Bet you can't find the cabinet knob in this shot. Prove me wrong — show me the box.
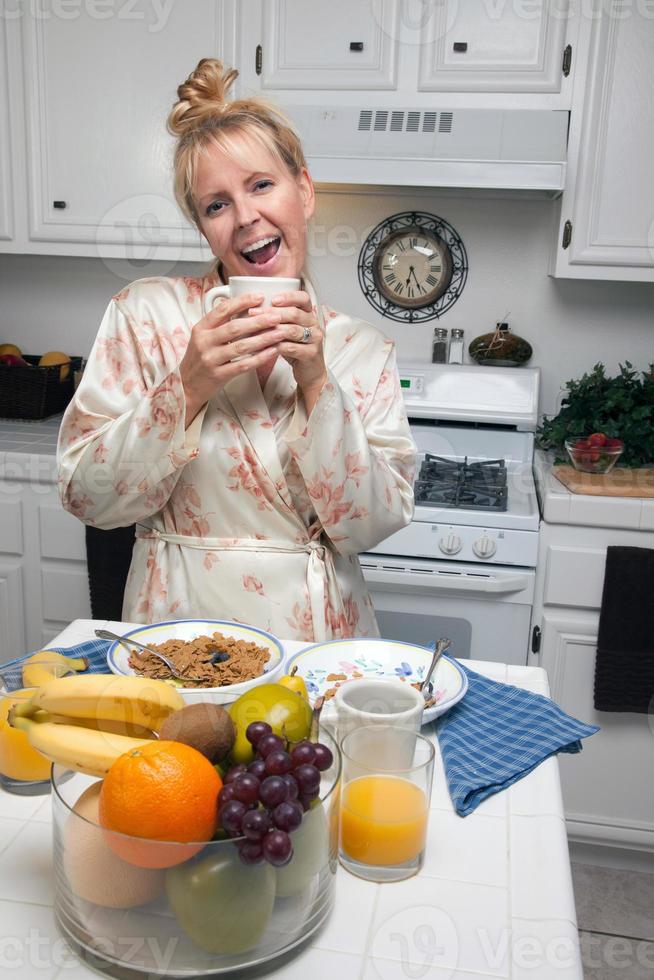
[53,201,67,209]
[453,42,468,53]
[349,41,364,52]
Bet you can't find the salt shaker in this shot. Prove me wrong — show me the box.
[431,327,448,363]
[448,328,464,364]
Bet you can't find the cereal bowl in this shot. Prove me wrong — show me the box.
[106,620,284,705]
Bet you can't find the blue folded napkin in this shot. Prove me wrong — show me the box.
[1,640,112,692]
[436,665,600,817]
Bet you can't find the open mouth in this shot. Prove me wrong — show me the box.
[241,236,281,266]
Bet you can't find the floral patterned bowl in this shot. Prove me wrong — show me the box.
[286,638,468,726]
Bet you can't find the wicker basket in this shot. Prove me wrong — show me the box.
[0,355,83,420]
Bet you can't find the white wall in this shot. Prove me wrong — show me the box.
[2,187,653,417]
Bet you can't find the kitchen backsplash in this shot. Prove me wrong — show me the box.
[2,189,653,417]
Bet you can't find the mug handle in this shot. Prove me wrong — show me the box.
[203,284,231,316]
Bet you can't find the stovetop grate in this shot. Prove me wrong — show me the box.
[414,454,508,512]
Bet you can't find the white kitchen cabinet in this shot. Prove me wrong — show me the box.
[551,6,654,281]
[532,516,654,860]
[236,0,577,109]
[418,0,570,94]
[0,14,14,242]
[0,461,91,663]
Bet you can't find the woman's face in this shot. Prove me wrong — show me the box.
[194,132,315,280]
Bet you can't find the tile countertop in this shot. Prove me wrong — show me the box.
[0,619,584,980]
[535,449,654,531]
[0,415,60,483]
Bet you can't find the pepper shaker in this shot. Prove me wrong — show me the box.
[431,327,448,363]
[448,328,464,364]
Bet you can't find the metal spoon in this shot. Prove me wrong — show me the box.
[95,628,206,684]
[420,638,452,702]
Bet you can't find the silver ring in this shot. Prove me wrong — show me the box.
[301,326,312,344]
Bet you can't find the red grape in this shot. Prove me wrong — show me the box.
[231,773,260,806]
[242,808,272,841]
[217,784,236,806]
[262,829,293,867]
[224,763,247,784]
[264,750,293,776]
[290,741,316,768]
[298,794,313,812]
[219,800,248,837]
[282,774,299,800]
[238,840,264,864]
[258,775,288,808]
[272,801,303,833]
[294,764,320,796]
[312,743,334,772]
[246,721,272,747]
[248,759,267,780]
[257,733,286,758]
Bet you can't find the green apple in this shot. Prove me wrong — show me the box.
[165,846,275,955]
[229,684,312,764]
[275,800,329,898]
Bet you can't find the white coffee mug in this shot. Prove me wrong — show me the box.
[203,276,301,316]
[334,678,424,749]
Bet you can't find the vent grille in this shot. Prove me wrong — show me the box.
[356,109,454,134]
[439,112,453,133]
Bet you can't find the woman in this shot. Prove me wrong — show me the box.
[58,58,416,642]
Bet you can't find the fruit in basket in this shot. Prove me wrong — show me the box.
[21,649,90,688]
[158,702,236,763]
[228,684,312,764]
[98,741,222,869]
[8,673,185,732]
[0,343,22,357]
[7,712,154,778]
[0,353,30,367]
[38,350,71,380]
[166,845,275,955]
[65,782,165,909]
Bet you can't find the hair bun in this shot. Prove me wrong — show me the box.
[167,58,238,137]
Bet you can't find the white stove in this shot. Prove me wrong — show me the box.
[360,363,541,666]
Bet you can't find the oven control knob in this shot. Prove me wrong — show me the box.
[439,533,462,555]
[473,535,497,559]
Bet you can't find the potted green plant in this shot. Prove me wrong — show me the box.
[537,362,654,468]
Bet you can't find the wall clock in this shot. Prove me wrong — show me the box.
[357,211,468,324]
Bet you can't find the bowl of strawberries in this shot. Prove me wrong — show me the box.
[565,433,624,474]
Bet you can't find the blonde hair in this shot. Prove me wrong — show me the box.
[167,58,308,228]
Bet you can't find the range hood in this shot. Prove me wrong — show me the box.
[281,105,568,195]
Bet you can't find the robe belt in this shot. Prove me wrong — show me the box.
[135,526,335,642]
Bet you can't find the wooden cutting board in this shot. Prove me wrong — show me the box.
[553,465,654,497]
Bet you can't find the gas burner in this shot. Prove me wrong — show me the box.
[415,455,508,512]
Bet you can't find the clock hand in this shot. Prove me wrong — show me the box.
[409,267,424,292]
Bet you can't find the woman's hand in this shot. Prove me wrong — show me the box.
[261,289,328,414]
[180,292,285,425]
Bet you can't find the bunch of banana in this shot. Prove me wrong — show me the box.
[8,675,185,778]
[22,650,90,688]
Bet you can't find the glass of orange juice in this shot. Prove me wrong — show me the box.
[339,725,435,883]
[0,671,52,795]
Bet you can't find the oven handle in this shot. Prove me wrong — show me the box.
[360,566,531,595]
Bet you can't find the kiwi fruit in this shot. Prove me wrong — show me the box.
[159,703,236,762]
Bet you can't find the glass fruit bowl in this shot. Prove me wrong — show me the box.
[565,435,624,474]
[51,726,340,979]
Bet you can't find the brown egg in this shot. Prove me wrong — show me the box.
[64,781,164,908]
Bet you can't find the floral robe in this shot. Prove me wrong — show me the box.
[57,272,416,642]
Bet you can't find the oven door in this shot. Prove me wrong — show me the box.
[359,554,535,666]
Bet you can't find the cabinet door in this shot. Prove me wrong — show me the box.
[0,15,14,242]
[540,610,654,852]
[21,1,229,253]
[418,0,569,93]
[552,9,654,280]
[237,0,400,92]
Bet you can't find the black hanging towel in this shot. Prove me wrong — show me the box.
[85,524,136,621]
[594,546,654,713]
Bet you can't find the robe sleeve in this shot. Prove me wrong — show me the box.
[57,296,207,529]
[284,341,416,555]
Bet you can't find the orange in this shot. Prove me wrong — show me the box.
[98,740,222,869]
[38,351,71,380]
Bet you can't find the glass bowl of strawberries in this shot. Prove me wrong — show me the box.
[565,433,624,474]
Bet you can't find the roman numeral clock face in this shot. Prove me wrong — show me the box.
[376,229,452,309]
[358,212,467,324]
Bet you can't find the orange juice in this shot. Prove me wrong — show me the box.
[0,689,51,782]
[340,775,428,866]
